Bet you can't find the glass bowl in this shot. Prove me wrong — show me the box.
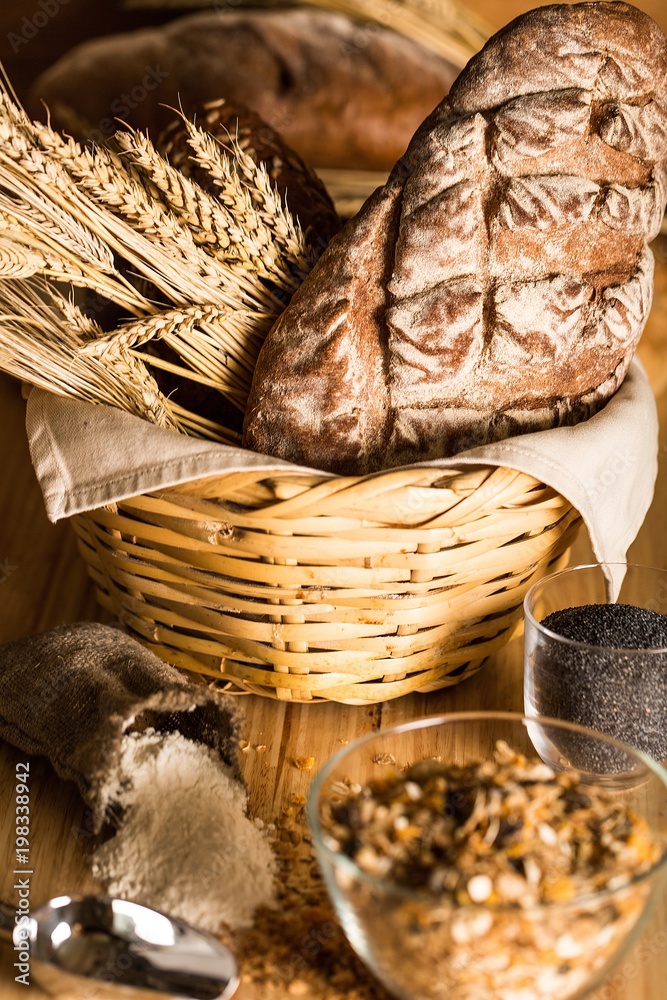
[307,711,667,1000]
[524,563,667,768]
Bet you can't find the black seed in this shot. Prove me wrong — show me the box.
[543,603,667,650]
[494,816,524,846]
[445,784,478,824]
[562,789,592,813]
[530,603,667,765]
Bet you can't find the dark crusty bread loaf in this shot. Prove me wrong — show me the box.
[243,2,667,475]
[157,98,341,251]
[27,8,460,172]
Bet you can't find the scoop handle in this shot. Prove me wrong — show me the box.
[0,899,16,944]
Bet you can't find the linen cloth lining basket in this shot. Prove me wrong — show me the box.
[70,461,581,704]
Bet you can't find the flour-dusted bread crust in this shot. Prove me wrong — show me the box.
[27,8,459,172]
[243,2,667,475]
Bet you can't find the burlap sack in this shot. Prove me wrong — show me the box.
[0,622,243,833]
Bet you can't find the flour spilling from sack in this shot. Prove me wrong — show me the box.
[91,729,276,933]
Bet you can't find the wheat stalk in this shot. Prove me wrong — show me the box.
[115,128,286,275]
[35,124,279,311]
[167,401,243,444]
[175,117,315,283]
[0,280,245,444]
[4,92,306,313]
[0,237,44,278]
[0,278,181,430]
[0,78,318,436]
[82,303,270,410]
[0,180,114,273]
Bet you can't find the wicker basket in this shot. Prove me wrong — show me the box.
[70,461,581,704]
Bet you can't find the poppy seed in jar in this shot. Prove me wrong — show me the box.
[531,603,667,765]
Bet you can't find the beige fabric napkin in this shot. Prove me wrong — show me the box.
[26,359,657,599]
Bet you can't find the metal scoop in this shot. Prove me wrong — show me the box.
[0,894,239,999]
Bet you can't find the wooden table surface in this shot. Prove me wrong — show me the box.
[2,1,667,998]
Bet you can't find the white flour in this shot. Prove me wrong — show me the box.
[91,729,276,933]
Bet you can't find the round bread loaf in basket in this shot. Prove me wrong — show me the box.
[70,464,581,704]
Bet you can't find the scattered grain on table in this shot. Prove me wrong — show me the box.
[291,756,315,770]
[229,795,392,1000]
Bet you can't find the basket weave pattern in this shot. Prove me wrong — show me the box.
[72,464,581,703]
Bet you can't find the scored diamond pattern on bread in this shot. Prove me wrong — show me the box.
[243,2,667,475]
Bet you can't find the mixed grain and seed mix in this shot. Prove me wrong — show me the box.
[321,740,658,902]
[317,741,663,999]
